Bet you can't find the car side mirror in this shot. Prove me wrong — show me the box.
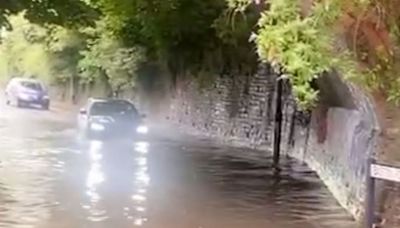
[80,108,87,115]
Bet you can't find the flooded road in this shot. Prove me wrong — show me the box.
[0,104,357,228]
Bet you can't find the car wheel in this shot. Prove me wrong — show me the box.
[16,99,24,108]
[11,96,17,107]
[5,93,9,105]
[42,102,50,110]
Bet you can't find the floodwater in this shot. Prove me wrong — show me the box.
[0,104,357,228]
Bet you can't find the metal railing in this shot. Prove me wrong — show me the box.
[366,158,400,228]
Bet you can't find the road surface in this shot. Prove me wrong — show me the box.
[0,101,358,227]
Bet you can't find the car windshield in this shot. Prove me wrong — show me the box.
[90,101,138,116]
[20,81,43,91]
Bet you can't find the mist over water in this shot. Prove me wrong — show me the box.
[0,105,356,228]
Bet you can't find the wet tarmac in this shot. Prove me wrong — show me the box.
[0,103,358,227]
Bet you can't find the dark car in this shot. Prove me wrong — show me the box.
[5,77,50,110]
[78,98,147,139]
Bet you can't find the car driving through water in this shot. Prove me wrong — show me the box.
[5,77,50,110]
[78,98,148,140]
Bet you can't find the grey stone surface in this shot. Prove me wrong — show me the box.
[165,66,379,220]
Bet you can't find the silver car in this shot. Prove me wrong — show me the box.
[5,78,50,110]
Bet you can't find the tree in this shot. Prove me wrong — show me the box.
[0,0,98,29]
[0,15,50,80]
[0,14,86,86]
[90,0,257,79]
[0,0,261,100]
[79,21,145,96]
[226,0,400,107]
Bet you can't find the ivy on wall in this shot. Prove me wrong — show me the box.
[228,0,400,108]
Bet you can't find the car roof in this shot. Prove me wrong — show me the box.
[11,77,42,84]
[89,98,133,104]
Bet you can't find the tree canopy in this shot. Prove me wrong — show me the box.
[228,0,400,107]
[2,0,398,107]
[0,0,98,29]
[89,0,258,75]
[0,0,259,94]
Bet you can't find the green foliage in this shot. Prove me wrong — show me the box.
[0,0,98,29]
[45,27,86,84]
[0,14,87,85]
[228,0,363,108]
[91,0,257,78]
[0,15,51,81]
[213,3,259,73]
[227,0,400,108]
[0,11,147,99]
[226,0,252,12]
[255,0,335,107]
[0,0,260,95]
[387,81,400,106]
[366,60,400,105]
[79,22,145,93]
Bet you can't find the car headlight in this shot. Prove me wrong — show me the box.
[136,125,148,134]
[90,122,105,131]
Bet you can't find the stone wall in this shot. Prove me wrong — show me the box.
[283,74,380,218]
[285,94,379,218]
[169,65,277,149]
[165,65,380,220]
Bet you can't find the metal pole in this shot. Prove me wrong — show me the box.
[288,106,296,148]
[366,157,376,228]
[273,78,283,166]
[70,73,76,104]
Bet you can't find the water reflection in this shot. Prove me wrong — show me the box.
[131,141,150,226]
[135,141,149,154]
[87,141,105,198]
[0,122,357,228]
[81,139,151,226]
[0,140,64,227]
[85,140,108,222]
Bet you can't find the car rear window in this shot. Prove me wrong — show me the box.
[91,101,138,116]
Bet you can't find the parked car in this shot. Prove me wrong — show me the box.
[5,77,50,110]
[78,98,148,139]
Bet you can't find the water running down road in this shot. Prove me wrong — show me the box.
[0,103,357,228]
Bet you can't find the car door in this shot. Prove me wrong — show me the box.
[6,79,17,103]
[5,80,12,98]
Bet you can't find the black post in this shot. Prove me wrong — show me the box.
[273,78,283,166]
[366,157,376,228]
[288,106,297,148]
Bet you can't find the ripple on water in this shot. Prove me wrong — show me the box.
[0,133,357,228]
[0,135,80,228]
